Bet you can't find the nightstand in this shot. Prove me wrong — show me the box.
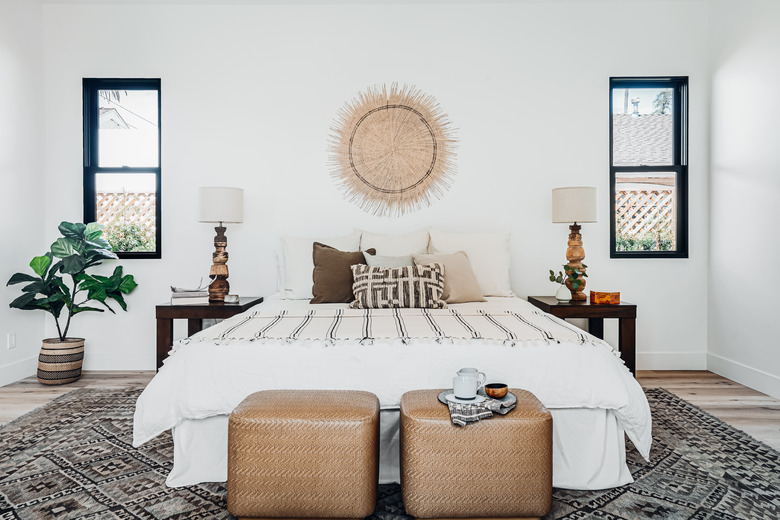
[155,296,263,370]
[527,296,637,376]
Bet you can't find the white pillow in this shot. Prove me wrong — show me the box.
[280,231,361,299]
[359,228,429,256]
[428,230,512,297]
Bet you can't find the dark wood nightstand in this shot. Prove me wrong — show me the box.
[155,296,263,370]
[527,296,637,376]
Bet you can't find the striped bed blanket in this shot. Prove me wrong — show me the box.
[183,306,616,352]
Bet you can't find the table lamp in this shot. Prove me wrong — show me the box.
[198,186,244,302]
[552,187,597,301]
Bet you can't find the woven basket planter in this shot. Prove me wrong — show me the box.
[37,338,84,385]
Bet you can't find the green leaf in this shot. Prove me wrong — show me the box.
[76,275,99,290]
[21,280,46,294]
[87,248,118,261]
[45,295,66,318]
[51,237,83,259]
[85,222,105,241]
[58,221,86,239]
[9,292,36,309]
[30,255,52,277]
[113,268,137,295]
[571,280,581,290]
[53,278,71,300]
[93,297,116,314]
[46,260,63,280]
[72,306,104,314]
[7,273,38,286]
[61,255,87,275]
[111,291,127,311]
[85,239,112,252]
[87,285,108,303]
[46,292,67,304]
[109,266,123,283]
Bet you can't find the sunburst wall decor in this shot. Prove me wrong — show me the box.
[328,83,457,217]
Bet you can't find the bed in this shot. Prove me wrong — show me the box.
[133,229,651,491]
[134,295,650,490]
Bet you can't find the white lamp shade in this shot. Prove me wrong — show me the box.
[198,187,244,223]
[552,187,598,223]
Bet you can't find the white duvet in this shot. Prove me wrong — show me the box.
[133,295,651,463]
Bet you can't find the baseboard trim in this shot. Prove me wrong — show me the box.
[636,351,707,370]
[0,356,37,388]
[707,353,780,399]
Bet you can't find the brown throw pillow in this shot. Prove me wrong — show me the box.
[311,242,375,304]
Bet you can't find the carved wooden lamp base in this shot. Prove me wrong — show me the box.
[209,276,229,302]
[209,224,230,302]
[565,223,587,301]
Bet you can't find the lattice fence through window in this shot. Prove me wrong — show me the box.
[96,192,156,233]
[615,188,674,237]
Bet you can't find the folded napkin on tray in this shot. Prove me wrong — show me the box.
[448,396,516,427]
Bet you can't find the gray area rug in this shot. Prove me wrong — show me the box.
[0,388,778,519]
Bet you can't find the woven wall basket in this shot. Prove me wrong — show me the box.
[38,338,84,385]
[329,84,457,217]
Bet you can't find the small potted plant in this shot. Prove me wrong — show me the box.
[7,222,138,385]
[548,264,588,302]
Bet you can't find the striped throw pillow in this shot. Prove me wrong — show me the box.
[350,263,447,309]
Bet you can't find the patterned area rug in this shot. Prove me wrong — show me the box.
[0,388,778,519]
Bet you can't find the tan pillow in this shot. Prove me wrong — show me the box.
[311,243,375,304]
[413,251,487,304]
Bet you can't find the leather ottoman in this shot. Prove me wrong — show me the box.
[227,390,380,520]
[400,389,552,520]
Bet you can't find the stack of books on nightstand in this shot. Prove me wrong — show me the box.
[171,279,211,305]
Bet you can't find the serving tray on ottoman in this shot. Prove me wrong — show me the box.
[400,388,552,520]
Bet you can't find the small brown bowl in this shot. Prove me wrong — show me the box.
[484,383,508,399]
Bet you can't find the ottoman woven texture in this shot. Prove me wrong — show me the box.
[227,390,380,520]
[400,389,552,520]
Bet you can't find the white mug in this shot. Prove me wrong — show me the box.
[452,375,479,400]
[457,367,486,388]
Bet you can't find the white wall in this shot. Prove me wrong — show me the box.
[33,1,710,372]
[709,0,780,398]
[0,0,45,386]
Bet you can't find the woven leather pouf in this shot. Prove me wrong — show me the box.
[227,390,380,520]
[400,389,552,520]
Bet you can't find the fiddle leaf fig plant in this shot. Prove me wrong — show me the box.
[549,264,588,290]
[7,221,138,341]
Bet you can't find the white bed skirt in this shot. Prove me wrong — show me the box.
[166,407,632,491]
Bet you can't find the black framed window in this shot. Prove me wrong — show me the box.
[83,78,161,259]
[609,77,688,258]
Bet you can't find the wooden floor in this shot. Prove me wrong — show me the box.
[638,370,780,451]
[0,371,154,426]
[1,370,779,451]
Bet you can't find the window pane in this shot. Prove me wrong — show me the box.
[95,173,157,252]
[612,87,673,166]
[615,172,676,252]
[98,90,159,167]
